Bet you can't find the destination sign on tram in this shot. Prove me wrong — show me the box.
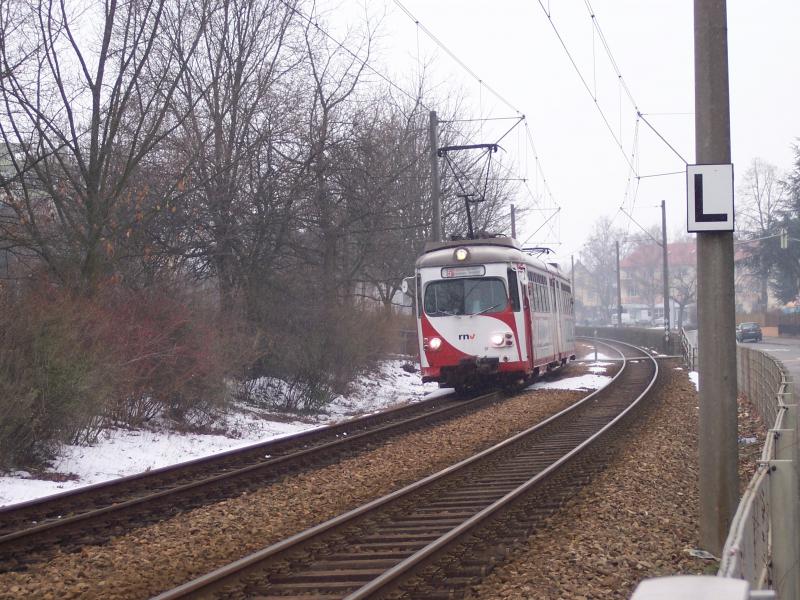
[441,266,486,278]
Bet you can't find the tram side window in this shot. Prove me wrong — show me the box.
[526,271,552,313]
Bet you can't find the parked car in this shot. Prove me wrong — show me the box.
[736,322,763,343]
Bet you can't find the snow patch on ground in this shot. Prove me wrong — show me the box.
[0,359,440,507]
[689,371,699,391]
[322,359,442,420]
[579,351,615,361]
[527,373,612,392]
[587,361,613,374]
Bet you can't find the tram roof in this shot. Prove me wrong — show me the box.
[416,236,565,277]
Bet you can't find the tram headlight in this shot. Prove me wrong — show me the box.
[490,332,514,347]
[424,337,442,351]
[454,247,469,261]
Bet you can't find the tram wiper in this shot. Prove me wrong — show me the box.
[471,303,501,316]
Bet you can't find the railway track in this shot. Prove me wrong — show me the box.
[152,339,658,599]
[1,387,520,570]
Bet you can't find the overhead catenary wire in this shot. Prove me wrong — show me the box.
[277,0,431,111]
[521,206,561,245]
[582,0,688,167]
[535,0,637,175]
[392,0,560,245]
[524,122,557,208]
[636,112,689,164]
[637,170,684,179]
[442,116,525,124]
[583,0,638,110]
[393,0,521,116]
[619,206,662,246]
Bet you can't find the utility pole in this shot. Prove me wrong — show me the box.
[661,200,670,337]
[615,240,622,327]
[571,254,575,293]
[429,111,441,242]
[694,0,738,555]
[510,204,517,239]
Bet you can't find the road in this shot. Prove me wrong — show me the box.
[745,336,800,383]
[683,329,800,382]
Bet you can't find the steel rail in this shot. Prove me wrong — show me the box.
[347,338,658,599]
[1,390,455,517]
[0,388,517,562]
[152,339,654,599]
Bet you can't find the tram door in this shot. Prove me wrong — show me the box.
[550,278,563,358]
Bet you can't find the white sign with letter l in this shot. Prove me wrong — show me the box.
[686,163,734,232]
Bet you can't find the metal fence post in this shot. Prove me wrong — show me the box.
[768,456,800,600]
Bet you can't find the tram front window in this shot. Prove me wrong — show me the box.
[424,278,507,316]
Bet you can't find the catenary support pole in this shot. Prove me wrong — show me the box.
[694,0,738,554]
[571,254,575,294]
[616,240,622,327]
[661,200,671,337]
[511,204,516,239]
[429,110,441,242]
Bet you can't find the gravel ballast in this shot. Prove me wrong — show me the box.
[0,362,765,600]
[466,365,765,600]
[0,380,588,599]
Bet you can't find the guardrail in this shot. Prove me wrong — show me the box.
[600,331,799,599]
[680,328,696,371]
[718,346,798,600]
[575,326,679,356]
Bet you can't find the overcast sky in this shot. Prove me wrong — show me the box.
[327,0,800,263]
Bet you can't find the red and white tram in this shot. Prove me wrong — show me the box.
[414,236,576,391]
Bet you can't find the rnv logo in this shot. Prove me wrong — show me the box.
[458,334,476,340]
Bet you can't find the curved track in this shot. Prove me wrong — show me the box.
[152,339,658,599]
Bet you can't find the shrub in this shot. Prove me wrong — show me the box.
[0,278,248,471]
[0,283,111,469]
[91,284,241,428]
[244,284,396,413]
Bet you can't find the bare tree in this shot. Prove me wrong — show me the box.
[0,0,207,288]
[295,8,373,301]
[736,157,786,310]
[623,229,662,319]
[579,217,625,323]
[167,0,299,313]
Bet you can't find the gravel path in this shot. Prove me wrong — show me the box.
[466,365,766,600]
[0,377,589,599]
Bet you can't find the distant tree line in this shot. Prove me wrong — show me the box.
[574,144,800,332]
[736,147,800,307]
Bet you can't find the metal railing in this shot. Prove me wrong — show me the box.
[679,327,696,371]
[718,346,799,600]
[575,326,679,355]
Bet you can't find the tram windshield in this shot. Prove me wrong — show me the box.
[424,278,507,316]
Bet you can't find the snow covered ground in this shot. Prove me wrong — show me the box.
[689,371,699,390]
[0,359,610,507]
[0,359,439,507]
[527,372,612,392]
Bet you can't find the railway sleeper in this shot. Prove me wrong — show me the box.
[360,532,443,543]
[269,568,388,584]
